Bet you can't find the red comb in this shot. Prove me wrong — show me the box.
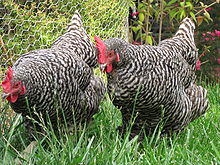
[6,66,13,80]
[1,67,13,92]
[94,36,107,64]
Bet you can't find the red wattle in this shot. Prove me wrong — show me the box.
[106,64,113,73]
[7,94,18,103]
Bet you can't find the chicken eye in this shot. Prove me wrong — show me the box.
[108,50,114,57]
[14,82,20,87]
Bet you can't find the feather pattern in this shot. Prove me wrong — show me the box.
[96,17,209,138]
[2,11,106,138]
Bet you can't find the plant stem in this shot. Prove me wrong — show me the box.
[195,1,217,16]
[158,0,164,43]
[145,0,150,44]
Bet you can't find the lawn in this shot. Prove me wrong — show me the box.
[0,84,219,164]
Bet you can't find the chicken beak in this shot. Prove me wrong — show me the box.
[1,93,9,100]
[100,63,107,72]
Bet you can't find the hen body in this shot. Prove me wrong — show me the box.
[96,18,208,138]
[2,11,105,138]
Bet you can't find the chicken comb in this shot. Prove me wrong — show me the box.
[6,67,13,80]
[1,66,13,92]
[94,36,107,64]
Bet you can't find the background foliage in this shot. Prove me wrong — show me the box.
[0,0,129,74]
[129,0,220,83]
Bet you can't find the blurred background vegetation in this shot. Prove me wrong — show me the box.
[128,0,220,84]
[0,0,129,70]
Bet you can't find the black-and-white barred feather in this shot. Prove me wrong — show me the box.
[95,17,208,138]
[158,17,198,69]
[2,11,106,138]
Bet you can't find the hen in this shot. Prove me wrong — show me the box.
[1,11,106,138]
[95,17,208,138]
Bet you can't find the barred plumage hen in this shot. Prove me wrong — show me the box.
[95,17,209,138]
[1,11,105,138]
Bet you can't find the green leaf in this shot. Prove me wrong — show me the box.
[141,33,147,42]
[146,35,153,45]
[179,9,186,20]
[203,17,209,24]
[131,26,141,33]
[186,2,193,10]
[203,10,212,21]
[139,13,145,22]
[169,8,178,20]
[180,2,185,7]
[199,2,204,7]
[167,0,177,6]
[138,3,145,10]
[189,12,196,22]
[137,20,144,25]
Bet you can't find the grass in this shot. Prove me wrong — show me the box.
[0,84,219,165]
